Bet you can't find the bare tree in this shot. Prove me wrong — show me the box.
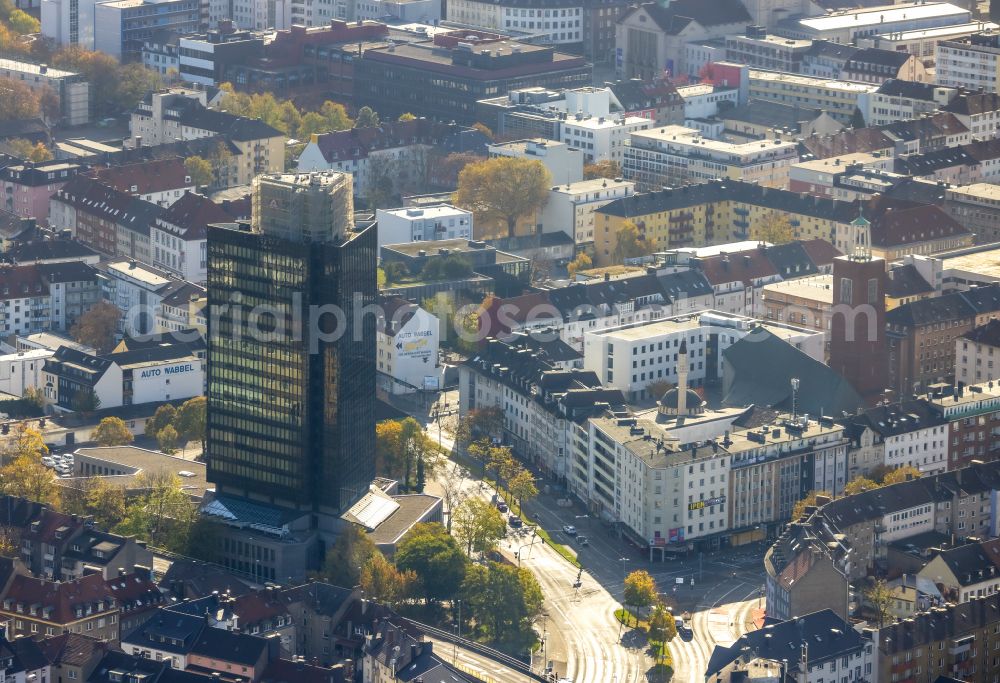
[438,460,470,532]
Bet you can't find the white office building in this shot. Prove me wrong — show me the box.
[488,138,584,186]
[937,31,1000,93]
[0,349,53,398]
[375,205,472,255]
[539,178,634,247]
[583,310,824,402]
[778,2,972,44]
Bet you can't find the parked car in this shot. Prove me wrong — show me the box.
[562,525,577,536]
[508,515,522,528]
[576,535,589,546]
[496,501,509,513]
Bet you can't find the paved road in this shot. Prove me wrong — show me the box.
[414,396,770,682]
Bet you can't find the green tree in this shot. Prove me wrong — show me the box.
[70,388,101,414]
[355,106,380,128]
[6,9,39,34]
[297,112,330,139]
[184,156,213,187]
[71,301,121,353]
[399,417,434,492]
[360,551,416,605]
[398,112,417,122]
[567,252,592,278]
[613,220,655,262]
[648,600,677,643]
[865,579,894,627]
[157,425,179,454]
[92,417,134,446]
[455,407,504,446]
[320,100,352,131]
[175,396,206,449]
[452,497,506,556]
[382,261,408,285]
[85,478,127,530]
[454,157,551,238]
[750,211,794,245]
[623,570,658,619]
[507,467,538,515]
[395,522,468,603]
[145,404,177,441]
[319,524,377,587]
[462,562,543,644]
[116,470,196,549]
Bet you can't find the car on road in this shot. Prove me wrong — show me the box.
[576,535,588,546]
[508,515,522,528]
[562,525,577,536]
[496,501,508,513]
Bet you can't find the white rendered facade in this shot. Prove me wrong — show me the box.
[375,205,473,254]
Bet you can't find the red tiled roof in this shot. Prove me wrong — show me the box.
[867,200,970,248]
[156,192,235,241]
[4,573,115,624]
[231,591,289,627]
[800,128,893,160]
[106,571,163,616]
[88,158,193,196]
[696,248,778,287]
[799,238,843,267]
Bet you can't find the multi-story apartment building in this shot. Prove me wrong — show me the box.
[945,183,1000,245]
[766,519,852,620]
[623,125,798,190]
[841,400,950,475]
[942,91,1000,142]
[887,284,1000,397]
[103,259,207,337]
[724,27,811,72]
[0,573,120,640]
[0,59,89,126]
[937,31,1000,93]
[150,191,232,285]
[539,178,634,248]
[859,21,998,63]
[956,320,1000,387]
[1,161,82,226]
[129,90,284,183]
[874,593,1000,683]
[86,159,196,209]
[458,332,623,481]
[581,310,824,401]
[592,179,858,267]
[0,262,100,336]
[927,379,1000,471]
[375,205,473,255]
[748,70,877,124]
[861,79,957,127]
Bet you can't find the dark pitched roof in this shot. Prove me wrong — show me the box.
[880,112,968,144]
[764,242,820,280]
[886,263,934,298]
[800,128,893,160]
[10,239,99,264]
[876,79,947,100]
[177,105,282,142]
[878,591,1000,655]
[124,609,205,654]
[942,91,1000,116]
[929,538,1000,587]
[722,328,863,416]
[52,177,164,237]
[156,191,234,241]
[37,261,98,284]
[844,47,913,72]
[0,264,47,300]
[310,119,477,163]
[262,658,348,683]
[886,284,1000,328]
[707,609,863,677]
[36,632,108,667]
[867,199,970,248]
[88,158,193,196]
[799,238,843,266]
[962,318,1000,347]
[804,40,858,60]
[608,76,683,111]
[842,398,946,438]
[622,0,751,34]
[723,99,827,131]
[190,626,269,666]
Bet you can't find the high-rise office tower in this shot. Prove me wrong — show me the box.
[204,172,375,578]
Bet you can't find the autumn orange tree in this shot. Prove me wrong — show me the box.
[454,157,551,238]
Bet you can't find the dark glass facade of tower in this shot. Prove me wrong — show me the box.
[205,222,376,515]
